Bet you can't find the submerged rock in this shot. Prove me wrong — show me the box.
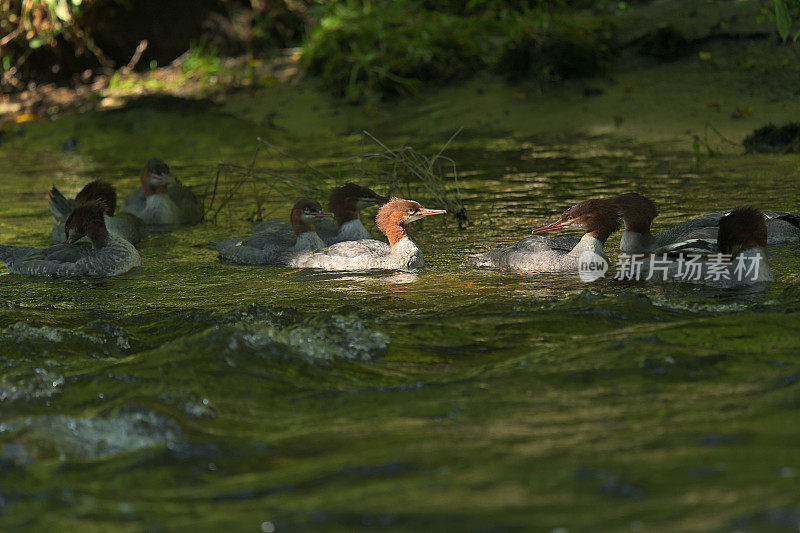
[11,408,183,461]
[0,321,132,359]
[0,368,64,403]
[226,314,390,363]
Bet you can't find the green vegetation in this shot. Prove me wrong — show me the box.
[302,2,614,102]
[772,0,800,41]
[302,3,494,102]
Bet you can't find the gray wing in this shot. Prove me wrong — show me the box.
[0,243,89,274]
[765,213,800,245]
[512,235,578,254]
[654,213,724,248]
[212,232,292,265]
[651,238,718,256]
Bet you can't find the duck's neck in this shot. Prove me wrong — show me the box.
[87,225,110,249]
[620,230,656,254]
[568,234,606,258]
[338,219,370,240]
[384,223,408,248]
[334,203,359,227]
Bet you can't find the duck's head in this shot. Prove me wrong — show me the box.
[717,206,768,256]
[532,198,621,243]
[290,198,334,235]
[64,200,109,246]
[329,183,391,225]
[141,157,173,196]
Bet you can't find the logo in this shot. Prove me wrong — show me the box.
[578,250,608,282]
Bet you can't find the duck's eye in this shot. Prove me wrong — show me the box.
[408,208,415,214]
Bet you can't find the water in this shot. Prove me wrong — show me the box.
[1,91,800,532]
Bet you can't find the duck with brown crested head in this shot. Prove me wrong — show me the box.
[49,180,146,244]
[315,183,390,244]
[286,197,445,270]
[610,192,800,254]
[0,200,141,277]
[632,206,774,286]
[120,158,202,226]
[210,198,333,265]
[250,183,390,245]
[467,198,621,273]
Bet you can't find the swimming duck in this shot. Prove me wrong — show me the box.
[466,198,621,272]
[211,198,333,265]
[0,201,141,277]
[286,197,445,270]
[121,158,202,226]
[49,180,146,244]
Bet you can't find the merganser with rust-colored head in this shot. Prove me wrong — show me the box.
[49,180,146,244]
[315,183,390,244]
[466,198,621,272]
[211,198,333,265]
[121,158,202,226]
[633,206,774,286]
[286,197,446,270]
[0,201,141,277]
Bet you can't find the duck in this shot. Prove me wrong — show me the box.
[49,180,146,245]
[611,192,800,254]
[210,198,333,265]
[627,206,774,286]
[120,158,202,226]
[466,198,621,272]
[0,201,141,277]
[250,183,390,245]
[316,183,390,244]
[286,197,446,270]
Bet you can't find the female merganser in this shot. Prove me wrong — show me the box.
[316,183,390,244]
[250,183,389,244]
[211,198,333,265]
[286,197,446,271]
[612,192,799,253]
[0,201,141,277]
[632,206,774,285]
[121,158,202,226]
[49,180,146,244]
[466,198,621,272]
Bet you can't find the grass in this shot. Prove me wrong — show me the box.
[205,132,466,226]
[302,1,615,102]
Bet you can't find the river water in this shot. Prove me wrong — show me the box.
[1,93,799,532]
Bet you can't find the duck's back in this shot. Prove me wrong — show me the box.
[0,235,140,277]
[467,235,579,271]
[287,239,391,269]
[656,211,800,248]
